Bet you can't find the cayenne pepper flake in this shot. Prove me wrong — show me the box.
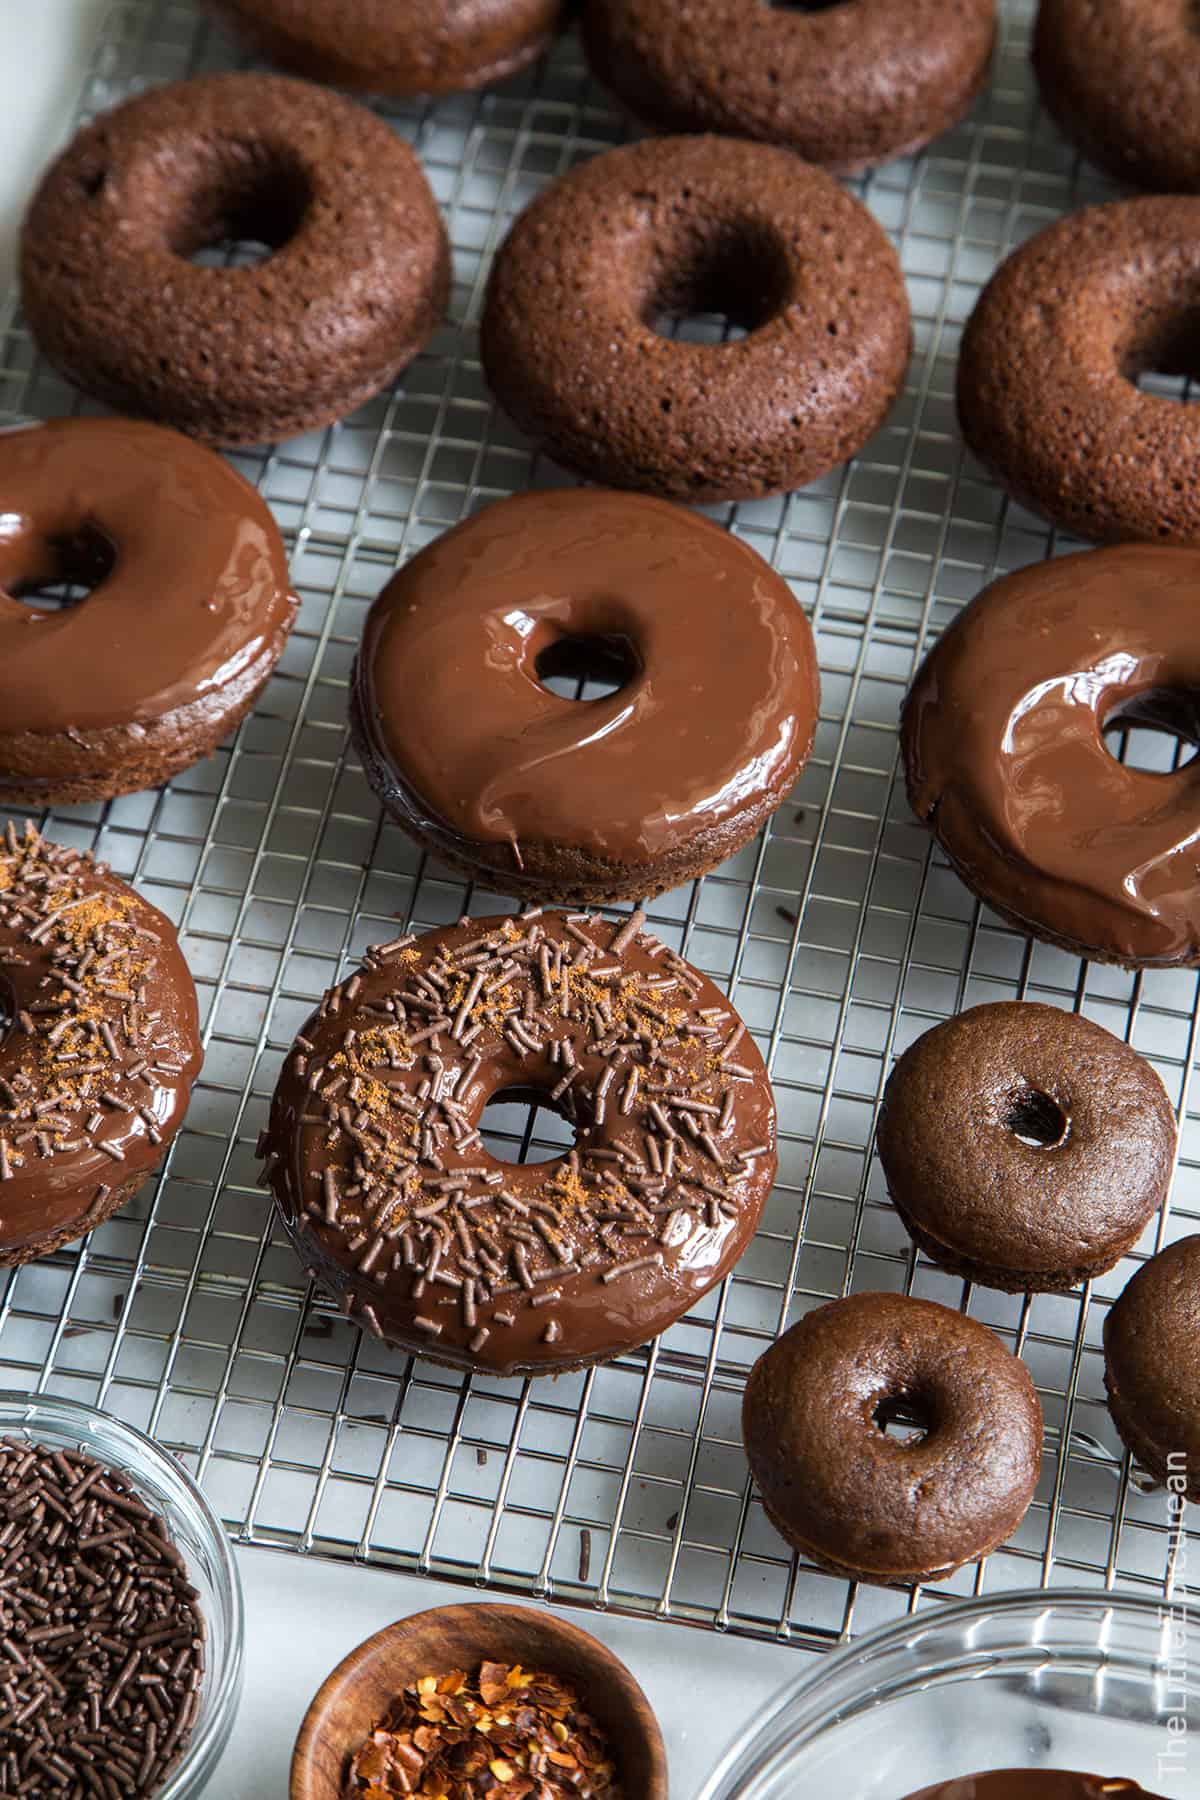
[342,1660,624,1799]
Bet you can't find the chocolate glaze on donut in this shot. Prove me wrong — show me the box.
[903,545,1200,967]
[0,418,295,808]
[877,1002,1177,1292]
[902,1777,1165,1800]
[20,74,450,448]
[584,0,995,174]
[742,1292,1043,1585]
[262,909,776,1376]
[351,489,819,903]
[200,0,564,97]
[0,824,202,1265]
[957,198,1200,544]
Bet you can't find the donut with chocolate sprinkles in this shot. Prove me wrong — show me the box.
[261,908,776,1375]
[0,822,202,1265]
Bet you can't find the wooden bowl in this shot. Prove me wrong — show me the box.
[290,1600,669,1798]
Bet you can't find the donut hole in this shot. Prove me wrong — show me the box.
[1123,307,1200,403]
[534,632,640,701]
[646,224,792,345]
[480,1085,577,1165]
[7,522,117,613]
[1102,688,1200,773]
[1003,1085,1069,1149]
[170,150,313,269]
[873,1388,936,1446]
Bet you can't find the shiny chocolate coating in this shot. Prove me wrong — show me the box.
[351,488,819,902]
[262,909,776,1376]
[0,825,202,1264]
[902,1775,1164,1799]
[0,417,294,736]
[903,545,1200,966]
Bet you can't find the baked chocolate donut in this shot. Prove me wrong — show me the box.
[200,0,563,96]
[1035,0,1200,194]
[903,546,1200,967]
[480,136,911,504]
[742,1292,1043,1585]
[584,0,995,173]
[261,908,776,1376]
[0,823,202,1266]
[1104,1235,1200,1502]
[20,74,450,448]
[957,198,1200,544]
[877,1003,1177,1292]
[0,417,295,808]
[350,489,820,904]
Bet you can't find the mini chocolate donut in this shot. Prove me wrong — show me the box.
[261,908,776,1376]
[350,489,820,904]
[0,823,202,1266]
[957,197,1200,544]
[1104,1235,1200,1501]
[1035,0,1200,194]
[877,1003,1177,1292]
[20,74,450,448]
[902,544,1200,966]
[0,417,296,809]
[742,1292,1043,1585]
[583,0,995,173]
[200,0,564,96]
[480,136,911,504]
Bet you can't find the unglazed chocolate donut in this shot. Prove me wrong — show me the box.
[0,824,202,1266]
[903,546,1200,966]
[200,0,564,96]
[1035,0,1200,194]
[261,909,776,1376]
[0,417,295,808]
[20,74,450,448]
[957,198,1200,543]
[1104,1234,1200,1501]
[350,489,819,904]
[742,1292,1043,1585]
[584,0,995,173]
[877,1003,1177,1292]
[480,136,911,504]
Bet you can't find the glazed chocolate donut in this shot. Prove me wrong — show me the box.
[877,1003,1177,1292]
[261,908,776,1376]
[583,0,995,173]
[902,545,1200,966]
[1104,1236,1200,1501]
[957,198,1200,543]
[200,0,564,96]
[742,1292,1043,1585]
[1035,0,1200,194]
[0,417,295,808]
[480,136,911,504]
[0,823,202,1266]
[350,489,820,904]
[20,74,450,448]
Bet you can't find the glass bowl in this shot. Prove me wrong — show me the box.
[700,1588,1198,1800]
[0,1390,244,1797]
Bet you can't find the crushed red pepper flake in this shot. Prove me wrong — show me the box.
[342,1660,624,1800]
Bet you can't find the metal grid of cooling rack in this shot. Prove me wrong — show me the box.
[0,0,1196,1656]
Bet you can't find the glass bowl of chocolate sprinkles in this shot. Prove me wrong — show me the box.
[0,1390,244,1798]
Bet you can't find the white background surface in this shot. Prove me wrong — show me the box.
[0,8,809,1792]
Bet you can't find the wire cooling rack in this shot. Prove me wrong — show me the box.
[0,0,1196,1656]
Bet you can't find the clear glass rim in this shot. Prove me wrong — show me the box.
[0,1388,244,1799]
[698,1585,1200,1800]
